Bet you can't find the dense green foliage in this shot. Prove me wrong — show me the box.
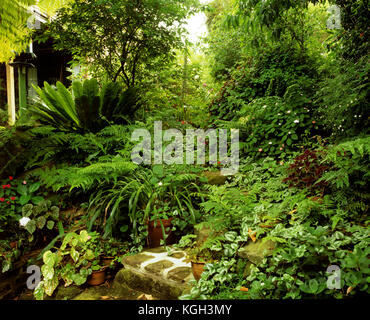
[31,79,141,133]
[0,0,368,302]
[0,0,73,61]
[43,0,199,85]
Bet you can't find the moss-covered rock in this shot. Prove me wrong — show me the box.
[55,285,84,300]
[168,251,185,259]
[194,223,226,247]
[114,268,187,300]
[203,171,228,185]
[238,239,276,265]
[194,223,213,245]
[145,247,167,254]
[73,283,143,300]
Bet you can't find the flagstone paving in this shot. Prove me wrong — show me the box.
[113,246,194,300]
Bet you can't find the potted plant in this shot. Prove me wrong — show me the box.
[87,260,106,286]
[100,240,128,267]
[34,230,106,299]
[100,244,116,267]
[176,234,218,281]
[126,165,204,248]
[84,232,108,285]
[146,202,174,248]
[186,245,216,281]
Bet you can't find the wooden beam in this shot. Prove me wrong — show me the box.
[18,66,27,116]
[6,63,16,125]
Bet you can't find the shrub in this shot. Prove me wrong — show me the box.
[283,149,330,196]
[236,96,316,159]
[21,201,60,238]
[315,56,370,140]
[318,136,370,224]
[209,45,319,121]
[244,222,370,299]
[30,79,142,133]
[0,176,46,234]
[0,126,31,178]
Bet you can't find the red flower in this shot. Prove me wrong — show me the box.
[11,197,16,201]
[217,161,221,165]
[6,184,11,188]
[6,201,10,204]
[312,121,316,124]
[2,185,5,189]
[0,198,4,202]
[9,176,13,180]
[181,121,185,125]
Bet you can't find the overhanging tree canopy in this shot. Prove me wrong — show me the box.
[230,0,368,60]
[0,0,72,62]
[44,0,199,87]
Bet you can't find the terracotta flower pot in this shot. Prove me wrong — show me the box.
[101,257,114,267]
[87,269,106,286]
[191,261,205,281]
[147,218,173,248]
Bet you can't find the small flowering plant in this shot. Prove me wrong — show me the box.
[0,176,46,234]
[0,176,17,205]
[0,177,21,231]
[0,176,44,212]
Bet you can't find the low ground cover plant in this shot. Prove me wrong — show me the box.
[0,0,368,302]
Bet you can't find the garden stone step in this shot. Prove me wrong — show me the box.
[114,246,194,300]
[73,282,150,300]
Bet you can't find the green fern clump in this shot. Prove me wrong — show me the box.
[22,123,136,170]
[33,156,137,192]
[318,136,370,224]
[316,56,370,139]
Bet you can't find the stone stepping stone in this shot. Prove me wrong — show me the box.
[114,246,194,300]
[144,260,174,275]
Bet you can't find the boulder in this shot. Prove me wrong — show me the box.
[194,223,225,246]
[121,253,154,268]
[55,285,84,300]
[73,283,144,300]
[203,171,227,185]
[114,268,186,300]
[238,239,276,265]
